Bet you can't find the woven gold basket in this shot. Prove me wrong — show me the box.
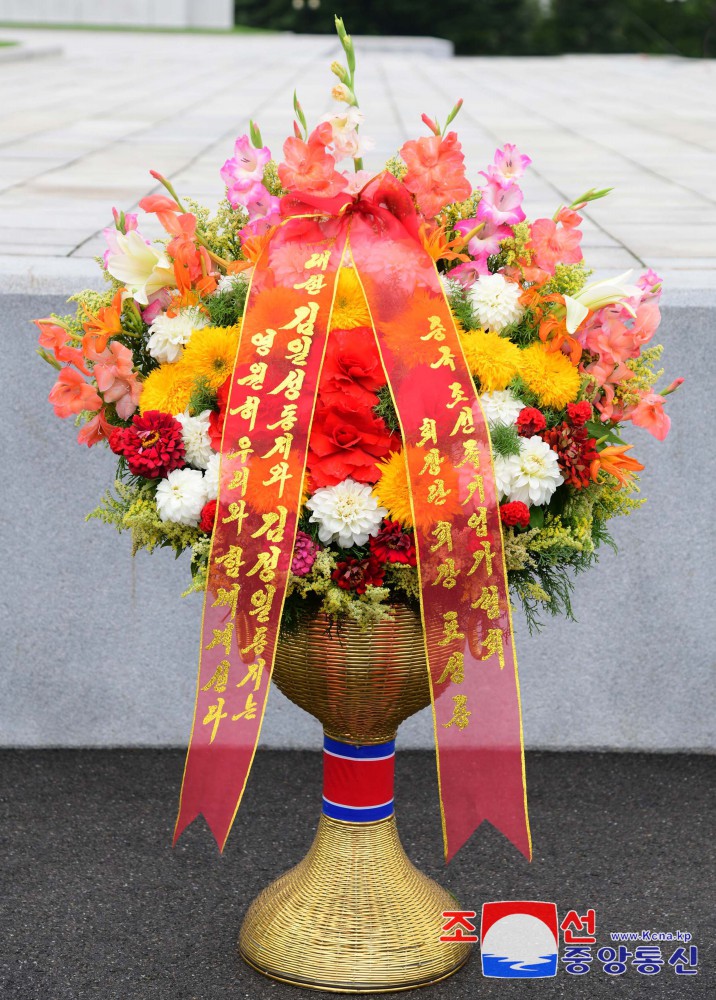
[238,606,471,992]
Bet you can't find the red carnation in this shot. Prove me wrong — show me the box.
[544,422,599,490]
[209,377,230,450]
[370,520,417,566]
[567,401,592,427]
[308,400,397,488]
[317,327,386,405]
[500,501,531,528]
[109,410,185,478]
[199,499,218,534]
[516,407,546,438]
[331,556,386,594]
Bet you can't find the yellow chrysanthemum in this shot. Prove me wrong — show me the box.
[179,324,241,389]
[374,450,413,528]
[330,267,371,330]
[139,363,195,416]
[518,342,581,409]
[460,329,521,392]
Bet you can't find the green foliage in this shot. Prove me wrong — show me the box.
[445,281,476,332]
[374,385,400,433]
[489,422,521,458]
[205,277,249,327]
[543,263,592,298]
[187,377,218,417]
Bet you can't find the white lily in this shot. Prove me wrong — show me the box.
[563,270,642,334]
[106,230,176,305]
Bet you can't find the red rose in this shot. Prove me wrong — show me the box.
[500,501,531,528]
[308,400,397,487]
[331,556,386,594]
[567,401,592,427]
[209,377,231,451]
[516,407,546,438]
[109,410,185,479]
[370,521,417,566]
[199,499,218,534]
[318,327,386,405]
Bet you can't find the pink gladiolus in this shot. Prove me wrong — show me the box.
[529,217,583,273]
[637,268,663,301]
[630,392,671,441]
[77,410,115,447]
[102,210,139,266]
[221,135,271,189]
[484,143,532,183]
[93,342,142,420]
[477,178,525,227]
[455,215,510,266]
[49,367,102,419]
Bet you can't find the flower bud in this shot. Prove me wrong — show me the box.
[330,60,348,82]
[332,83,355,104]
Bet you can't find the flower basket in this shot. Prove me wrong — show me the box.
[35,16,680,993]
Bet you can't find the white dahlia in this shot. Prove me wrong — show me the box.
[493,453,521,501]
[147,306,208,364]
[306,479,387,548]
[469,273,524,332]
[507,436,564,507]
[156,468,207,526]
[203,451,221,501]
[215,271,248,295]
[480,389,525,428]
[175,409,213,469]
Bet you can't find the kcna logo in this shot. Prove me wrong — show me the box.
[481,901,559,978]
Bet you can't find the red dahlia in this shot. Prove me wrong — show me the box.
[370,520,417,566]
[500,501,531,528]
[331,556,386,594]
[109,410,185,478]
[544,422,599,490]
[567,401,592,427]
[199,499,218,534]
[516,407,546,438]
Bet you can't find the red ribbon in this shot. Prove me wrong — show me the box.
[174,174,531,862]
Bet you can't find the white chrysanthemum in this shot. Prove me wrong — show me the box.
[175,409,213,469]
[203,451,221,501]
[215,271,248,295]
[507,436,564,507]
[306,478,387,548]
[156,468,207,526]
[146,306,208,364]
[493,453,521,501]
[469,273,524,332]
[480,389,525,428]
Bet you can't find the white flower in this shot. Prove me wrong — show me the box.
[320,107,373,162]
[493,453,521,500]
[215,271,248,295]
[469,272,524,332]
[156,468,208,526]
[507,436,564,507]
[175,409,213,469]
[563,270,642,333]
[147,306,208,363]
[203,451,221,501]
[306,478,387,548]
[105,230,176,306]
[480,389,525,428]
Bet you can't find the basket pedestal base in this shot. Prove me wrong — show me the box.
[239,813,470,993]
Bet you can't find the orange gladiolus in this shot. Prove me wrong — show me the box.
[82,290,124,358]
[539,312,582,365]
[591,444,644,490]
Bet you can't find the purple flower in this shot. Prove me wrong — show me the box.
[488,143,532,182]
[477,177,526,227]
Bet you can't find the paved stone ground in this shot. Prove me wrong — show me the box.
[0,27,714,294]
[0,750,713,999]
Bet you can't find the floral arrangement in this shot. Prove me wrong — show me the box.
[36,20,681,631]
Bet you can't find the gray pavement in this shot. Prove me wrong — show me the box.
[0,749,713,999]
[0,28,714,294]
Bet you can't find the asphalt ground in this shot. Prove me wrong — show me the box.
[0,750,712,999]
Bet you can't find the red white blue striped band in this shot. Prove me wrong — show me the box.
[322,735,395,823]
